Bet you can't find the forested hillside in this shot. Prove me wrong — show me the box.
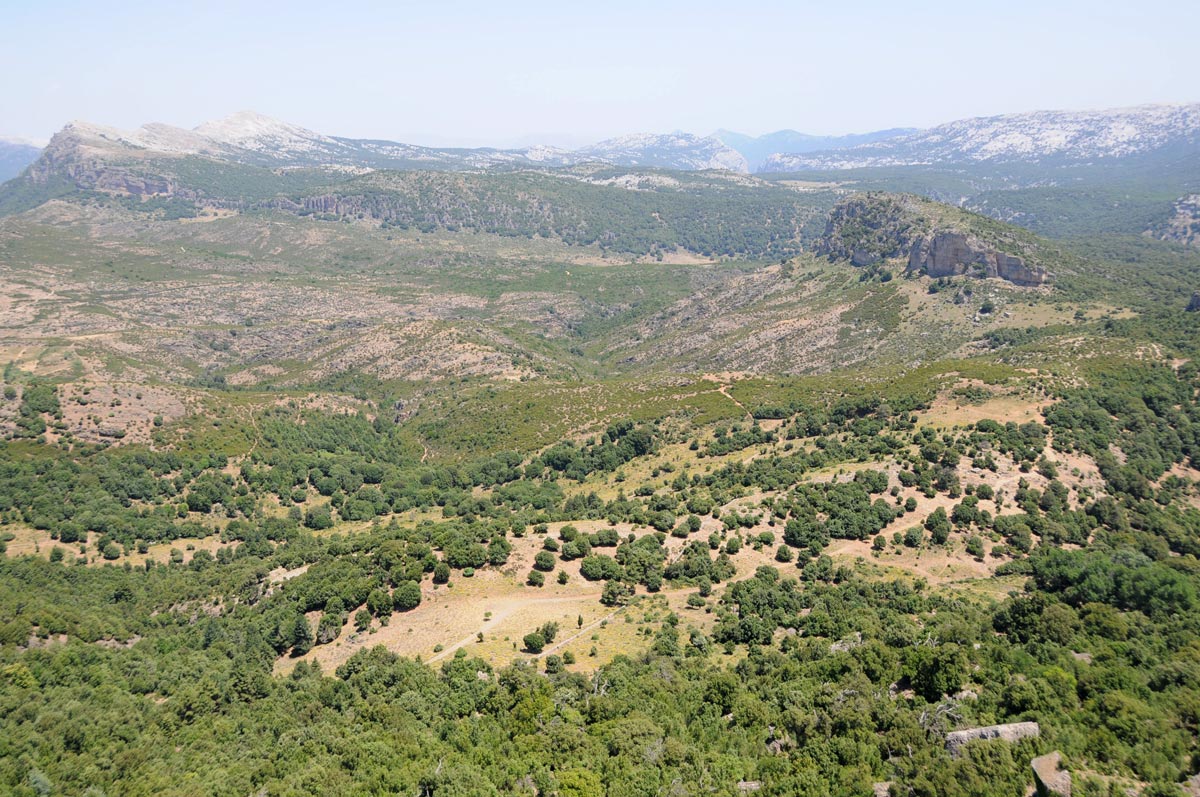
[2,349,1199,795]
[2,112,1200,797]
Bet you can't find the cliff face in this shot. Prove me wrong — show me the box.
[908,232,1050,286]
[819,193,1052,287]
[26,127,184,198]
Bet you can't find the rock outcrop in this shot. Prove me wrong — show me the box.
[1187,291,1200,312]
[1031,751,1071,797]
[1150,194,1200,249]
[945,721,1040,757]
[908,232,1050,286]
[26,127,185,198]
[818,194,1052,286]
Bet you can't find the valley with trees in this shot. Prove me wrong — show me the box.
[1,71,1200,797]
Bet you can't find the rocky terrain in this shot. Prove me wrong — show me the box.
[2,101,1200,797]
[13,112,749,178]
[763,103,1200,170]
[817,193,1052,285]
[908,232,1049,286]
[1152,194,1200,248]
[14,101,1199,190]
[575,132,747,172]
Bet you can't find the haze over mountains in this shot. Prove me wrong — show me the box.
[764,103,1200,171]
[6,102,1198,185]
[8,101,1198,251]
[30,112,753,174]
[712,128,918,171]
[0,137,42,182]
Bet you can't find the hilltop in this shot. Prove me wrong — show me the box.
[817,193,1054,286]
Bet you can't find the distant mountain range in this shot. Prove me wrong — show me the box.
[26,112,750,175]
[6,102,1200,239]
[6,103,1199,188]
[713,128,916,171]
[763,103,1200,171]
[0,138,42,182]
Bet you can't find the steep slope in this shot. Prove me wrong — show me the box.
[765,103,1200,170]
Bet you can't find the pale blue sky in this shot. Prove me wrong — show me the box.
[1,0,1195,147]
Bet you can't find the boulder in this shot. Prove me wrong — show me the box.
[1031,751,1071,797]
[945,721,1040,757]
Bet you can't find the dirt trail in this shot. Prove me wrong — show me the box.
[540,608,622,658]
[704,374,753,422]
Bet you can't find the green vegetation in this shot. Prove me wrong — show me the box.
[1,143,1200,796]
[0,357,1196,794]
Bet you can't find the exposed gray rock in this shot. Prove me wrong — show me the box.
[851,248,881,267]
[1031,751,1071,797]
[1187,291,1200,312]
[908,232,1050,286]
[1151,194,1200,249]
[818,194,1051,287]
[945,721,1040,757]
[765,103,1200,171]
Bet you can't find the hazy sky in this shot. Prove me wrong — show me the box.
[2,0,1195,147]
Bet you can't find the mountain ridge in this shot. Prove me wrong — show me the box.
[24,112,751,175]
[714,127,917,170]
[764,102,1200,171]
